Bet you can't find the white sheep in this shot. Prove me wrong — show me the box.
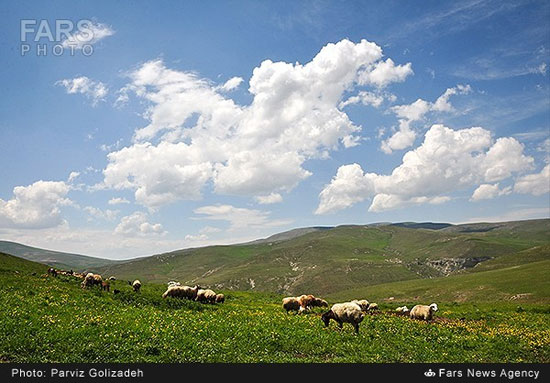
[196,288,217,303]
[351,299,370,312]
[132,280,142,292]
[162,285,198,300]
[282,297,301,313]
[81,273,102,288]
[395,306,410,316]
[167,281,181,288]
[215,293,225,303]
[321,302,365,334]
[410,303,438,321]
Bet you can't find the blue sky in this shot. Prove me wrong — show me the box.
[0,0,548,259]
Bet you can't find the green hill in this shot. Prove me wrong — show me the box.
[0,240,121,270]
[329,259,550,304]
[98,219,550,296]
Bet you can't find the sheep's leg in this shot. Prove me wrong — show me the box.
[353,323,360,334]
[337,320,343,329]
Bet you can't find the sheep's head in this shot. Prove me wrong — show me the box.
[321,311,334,327]
[429,303,438,312]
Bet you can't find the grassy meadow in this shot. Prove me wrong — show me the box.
[0,252,548,363]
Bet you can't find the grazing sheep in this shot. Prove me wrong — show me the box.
[367,302,379,312]
[321,302,365,334]
[215,293,225,303]
[311,297,329,308]
[282,297,301,313]
[196,289,217,303]
[410,303,438,321]
[297,294,316,310]
[162,285,199,300]
[47,268,58,277]
[395,306,410,316]
[81,273,103,289]
[132,280,142,292]
[108,276,116,281]
[101,281,110,292]
[351,299,370,312]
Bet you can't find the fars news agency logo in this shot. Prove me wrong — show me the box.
[20,19,97,57]
[425,369,437,378]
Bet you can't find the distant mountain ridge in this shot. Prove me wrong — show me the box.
[0,241,120,270]
[96,219,550,296]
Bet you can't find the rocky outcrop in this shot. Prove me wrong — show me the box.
[427,256,491,275]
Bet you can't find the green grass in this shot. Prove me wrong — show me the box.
[0,252,548,363]
[329,260,550,304]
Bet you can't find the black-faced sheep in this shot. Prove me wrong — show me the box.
[47,267,58,277]
[410,303,438,321]
[282,297,301,313]
[215,293,225,303]
[297,294,316,310]
[311,297,329,308]
[351,299,370,312]
[132,280,141,292]
[162,285,199,300]
[321,302,365,334]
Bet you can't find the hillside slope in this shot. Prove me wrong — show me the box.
[330,259,550,304]
[0,241,121,270]
[98,219,550,296]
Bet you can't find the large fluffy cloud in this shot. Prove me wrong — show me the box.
[101,39,413,208]
[317,124,535,214]
[0,180,73,229]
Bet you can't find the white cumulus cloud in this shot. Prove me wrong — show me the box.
[0,180,73,229]
[114,211,165,236]
[470,183,512,201]
[513,165,550,196]
[317,124,535,214]
[381,85,472,153]
[101,39,412,208]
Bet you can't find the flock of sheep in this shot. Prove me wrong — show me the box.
[282,293,438,334]
[162,281,225,304]
[49,268,228,305]
[45,267,439,334]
